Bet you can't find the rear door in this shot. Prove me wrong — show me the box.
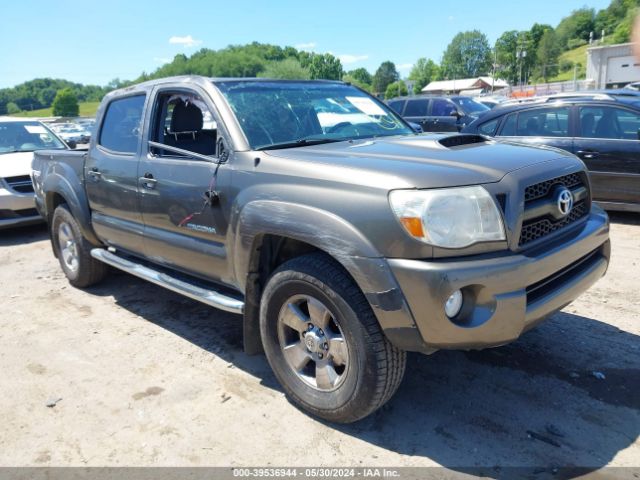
[138,85,233,284]
[495,105,574,152]
[402,98,430,131]
[574,104,640,207]
[85,94,147,254]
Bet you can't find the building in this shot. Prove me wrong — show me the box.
[587,43,640,89]
[421,77,509,95]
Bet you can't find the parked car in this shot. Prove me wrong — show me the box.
[387,95,490,132]
[625,82,640,91]
[0,117,67,228]
[33,77,609,422]
[463,93,640,212]
[56,125,91,144]
[477,96,509,109]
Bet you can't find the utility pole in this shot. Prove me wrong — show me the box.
[516,34,527,92]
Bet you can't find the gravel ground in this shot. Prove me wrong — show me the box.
[0,214,638,475]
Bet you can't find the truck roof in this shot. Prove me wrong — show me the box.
[108,75,346,97]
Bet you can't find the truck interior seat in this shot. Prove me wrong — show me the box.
[165,100,216,156]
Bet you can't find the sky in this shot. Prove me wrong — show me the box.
[0,0,613,89]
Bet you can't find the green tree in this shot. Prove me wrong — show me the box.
[259,58,310,79]
[611,5,639,43]
[306,53,343,80]
[494,31,519,84]
[346,68,372,87]
[372,61,399,96]
[441,30,492,79]
[536,29,561,82]
[6,102,20,115]
[384,81,408,99]
[52,88,79,117]
[408,58,439,92]
[555,8,595,49]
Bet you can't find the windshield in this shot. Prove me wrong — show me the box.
[452,97,490,115]
[0,121,66,154]
[217,81,413,150]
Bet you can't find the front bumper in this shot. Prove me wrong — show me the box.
[385,207,610,351]
[0,186,42,229]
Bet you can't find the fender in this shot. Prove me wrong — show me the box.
[232,200,380,289]
[232,200,423,352]
[42,163,101,246]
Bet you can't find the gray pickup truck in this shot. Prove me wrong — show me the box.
[32,76,610,423]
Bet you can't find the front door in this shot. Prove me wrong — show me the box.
[574,105,640,207]
[85,94,147,254]
[138,87,233,285]
[402,98,430,132]
[428,98,459,132]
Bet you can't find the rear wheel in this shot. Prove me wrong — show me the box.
[51,205,107,288]
[260,253,406,423]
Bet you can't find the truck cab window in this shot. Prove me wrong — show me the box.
[99,95,145,154]
[152,93,217,157]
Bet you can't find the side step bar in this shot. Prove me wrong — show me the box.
[90,249,244,314]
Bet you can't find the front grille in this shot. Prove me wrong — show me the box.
[4,175,34,194]
[524,173,582,202]
[519,172,590,247]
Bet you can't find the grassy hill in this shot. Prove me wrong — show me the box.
[548,44,589,82]
[13,101,100,118]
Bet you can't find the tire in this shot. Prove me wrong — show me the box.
[51,204,108,288]
[260,253,406,423]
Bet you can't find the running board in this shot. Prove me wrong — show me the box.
[90,249,244,314]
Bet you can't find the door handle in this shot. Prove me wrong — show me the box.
[87,168,102,181]
[139,173,157,190]
[576,150,600,159]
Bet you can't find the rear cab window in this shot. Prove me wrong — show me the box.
[99,95,146,154]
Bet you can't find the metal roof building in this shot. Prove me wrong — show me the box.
[587,43,640,89]
[421,77,509,94]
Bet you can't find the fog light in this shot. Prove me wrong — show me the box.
[444,290,463,318]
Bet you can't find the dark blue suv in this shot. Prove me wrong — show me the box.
[387,95,490,133]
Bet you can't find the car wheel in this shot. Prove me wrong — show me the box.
[51,204,108,288]
[260,253,406,423]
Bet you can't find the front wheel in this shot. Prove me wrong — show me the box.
[260,253,406,423]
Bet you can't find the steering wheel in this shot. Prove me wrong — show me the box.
[327,122,353,134]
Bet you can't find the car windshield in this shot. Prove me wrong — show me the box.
[0,121,66,154]
[452,97,490,115]
[217,81,413,150]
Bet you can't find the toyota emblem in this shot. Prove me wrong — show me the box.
[557,188,574,217]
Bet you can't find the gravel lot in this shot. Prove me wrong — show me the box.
[0,214,638,474]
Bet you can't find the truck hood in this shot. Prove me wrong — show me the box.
[265,135,578,189]
[0,151,34,179]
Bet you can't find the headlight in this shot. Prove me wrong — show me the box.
[389,186,505,248]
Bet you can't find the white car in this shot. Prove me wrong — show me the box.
[0,118,67,228]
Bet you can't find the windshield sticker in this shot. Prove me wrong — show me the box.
[346,97,386,116]
[24,125,47,134]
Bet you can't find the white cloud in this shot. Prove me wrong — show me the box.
[154,57,172,64]
[295,42,317,51]
[169,35,202,48]
[397,63,413,71]
[337,54,369,65]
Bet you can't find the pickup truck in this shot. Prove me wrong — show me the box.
[32,76,611,423]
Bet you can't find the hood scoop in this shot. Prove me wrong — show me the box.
[437,134,489,148]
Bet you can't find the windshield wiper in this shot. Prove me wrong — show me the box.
[256,137,343,151]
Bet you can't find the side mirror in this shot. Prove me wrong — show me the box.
[449,110,461,118]
[67,140,77,150]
